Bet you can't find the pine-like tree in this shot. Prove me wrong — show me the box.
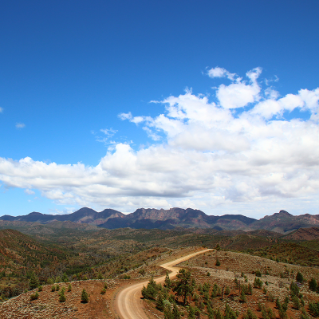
[29,272,39,290]
[81,288,89,303]
[164,272,171,288]
[296,272,304,283]
[173,269,193,305]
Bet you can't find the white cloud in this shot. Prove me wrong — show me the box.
[0,107,3,113]
[0,67,319,216]
[16,123,25,129]
[207,67,236,81]
[216,68,262,109]
[24,189,35,195]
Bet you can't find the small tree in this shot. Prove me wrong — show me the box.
[59,288,66,302]
[309,278,317,292]
[173,269,194,305]
[81,288,89,303]
[164,272,171,288]
[29,272,39,290]
[296,272,304,283]
[239,290,247,303]
[30,291,39,300]
[215,258,221,266]
[62,273,68,282]
[156,293,165,311]
[68,284,72,292]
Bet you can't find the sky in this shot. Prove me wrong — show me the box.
[0,1,319,218]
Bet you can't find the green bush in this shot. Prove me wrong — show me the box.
[296,272,304,283]
[81,289,89,303]
[290,282,300,296]
[309,302,319,317]
[68,284,72,292]
[51,285,56,292]
[30,292,39,300]
[38,286,43,292]
[59,289,66,302]
[239,290,247,303]
[215,258,221,266]
[243,309,257,319]
[254,277,263,288]
[292,295,300,309]
[309,278,317,292]
[255,270,262,277]
[29,272,39,290]
[100,287,106,295]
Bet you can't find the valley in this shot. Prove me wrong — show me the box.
[0,208,318,318]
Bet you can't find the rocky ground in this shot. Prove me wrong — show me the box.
[0,279,118,319]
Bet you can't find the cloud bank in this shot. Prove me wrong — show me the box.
[1,67,319,216]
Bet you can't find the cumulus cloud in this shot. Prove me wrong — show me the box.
[0,67,319,216]
[16,123,25,129]
[207,67,236,81]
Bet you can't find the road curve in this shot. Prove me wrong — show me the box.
[115,249,212,319]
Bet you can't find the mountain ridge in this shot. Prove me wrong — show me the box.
[1,208,318,233]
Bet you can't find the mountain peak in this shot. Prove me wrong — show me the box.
[278,210,291,216]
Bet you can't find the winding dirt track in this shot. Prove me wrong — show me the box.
[115,249,212,319]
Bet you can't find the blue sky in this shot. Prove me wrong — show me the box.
[0,1,319,218]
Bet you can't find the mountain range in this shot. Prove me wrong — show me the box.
[1,207,319,233]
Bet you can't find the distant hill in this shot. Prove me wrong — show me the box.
[1,207,318,233]
[247,210,319,233]
[282,227,319,241]
[0,207,124,225]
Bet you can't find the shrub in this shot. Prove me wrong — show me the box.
[254,277,263,288]
[123,274,131,279]
[51,285,56,292]
[62,273,68,282]
[309,302,319,317]
[100,287,106,295]
[239,290,247,303]
[68,284,72,292]
[81,289,89,303]
[224,304,237,319]
[59,288,66,302]
[142,277,158,300]
[97,272,103,280]
[156,294,165,311]
[47,278,54,284]
[243,309,257,319]
[292,295,300,309]
[255,270,262,277]
[215,258,221,266]
[225,286,230,295]
[56,284,60,291]
[38,286,43,292]
[30,292,39,300]
[290,282,300,296]
[29,272,39,290]
[309,278,317,292]
[296,272,304,283]
[104,282,108,289]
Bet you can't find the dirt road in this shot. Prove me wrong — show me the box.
[115,248,212,319]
